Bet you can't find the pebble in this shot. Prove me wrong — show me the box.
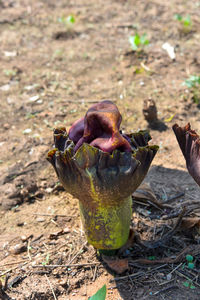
[9,243,27,255]
[36,217,45,222]
[166,273,172,280]
[45,187,53,193]
[3,123,10,130]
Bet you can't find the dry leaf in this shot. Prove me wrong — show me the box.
[102,256,129,274]
[133,183,171,209]
[180,217,200,236]
[49,229,64,240]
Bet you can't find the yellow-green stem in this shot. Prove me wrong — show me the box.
[79,196,132,250]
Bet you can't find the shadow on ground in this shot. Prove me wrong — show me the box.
[101,165,200,300]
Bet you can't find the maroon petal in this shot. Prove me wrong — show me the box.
[69,100,131,153]
[68,117,84,144]
[172,123,200,186]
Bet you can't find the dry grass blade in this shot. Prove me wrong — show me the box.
[135,207,186,249]
[32,262,101,268]
[133,183,172,209]
[129,244,200,265]
[45,274,57,300]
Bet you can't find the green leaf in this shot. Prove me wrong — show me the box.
[67,15,75,24]
[134,33,140,46]
[140,34,149,45]
[129,33,149,51]
[129,35,139,51]
[89,284,107,300]
[174,13,182,21]
[148,256,156,261]
[188,262,195,269]
[183,15,191,27]
[184,75,200,88]
[190,284,196,289]
[186,254,193,262]
[58,15,75,25]
[183,281,190,288]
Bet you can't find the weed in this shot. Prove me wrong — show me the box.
[186,254,193,263]
[174,14,192,35]
[42,254,50,266]
[58,14,76,29]
[185,254,195,269]
[183,75,200,104]
[183,280,196,289]
[129,33,149,52]
[3,69,17,78]
[174,14,192,27]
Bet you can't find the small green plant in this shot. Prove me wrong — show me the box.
[183,280,196,289]
[42,254,50,266]
[186,254,193,263]
[186,254,195,269]
[174,14,192,35]
[58,14,76,28]
[183,75,200,104]
[89,284,107,300]
[148,256,156,261]
[129,33,149,51]
[174,14,192,27]
[3,69,17,78]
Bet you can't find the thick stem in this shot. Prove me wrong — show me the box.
[79,196,132,250]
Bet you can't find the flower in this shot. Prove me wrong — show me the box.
[47,101,158,250]
[173,123,200,186]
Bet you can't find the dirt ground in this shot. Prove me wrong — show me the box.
[0,0,200,299]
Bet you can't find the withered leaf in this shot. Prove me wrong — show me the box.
[133,183,170,209]
[102,256,129,274]
[180,217,200,236]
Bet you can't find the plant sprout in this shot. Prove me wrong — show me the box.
[183,75,200,104]
[174,14,192,27]
[58,14,76,28]
[47,101,158,252]
[42,254,50,266]
[129,33,149,51]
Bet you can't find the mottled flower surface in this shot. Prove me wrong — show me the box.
[47,101,158,249]
[173,123,200,186]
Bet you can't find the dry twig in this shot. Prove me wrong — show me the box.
[45,274,57,300]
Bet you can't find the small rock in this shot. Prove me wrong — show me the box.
[166,273,172,281]
[0,84,10,91]
[23,128,32,134]
[9,243,27,255]
[36,217,45,222]
[21,234,33,242]
[4,50,17,57]
[21,235,28,242]
[29,95,39,102]
[3,123,10,130]
[45,187,53,193]
[63,227,70,233]
[162,42,176,60]
[57,278,68,287]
